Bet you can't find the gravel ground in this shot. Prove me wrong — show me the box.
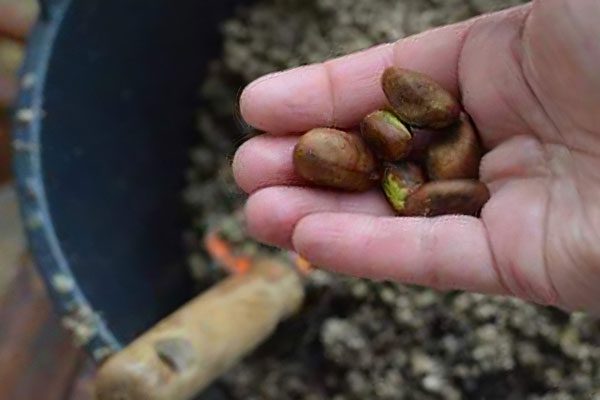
[184,1,600,398]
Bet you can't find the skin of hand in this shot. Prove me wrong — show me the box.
[232,0,600,315]
[0,0,38,41]
[0,0,37,104]
[0,0,37,182]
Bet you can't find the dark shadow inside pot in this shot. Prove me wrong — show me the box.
[24,0,245,354]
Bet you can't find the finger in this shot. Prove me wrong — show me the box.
[1,115,10,182]
[292,212,508,296]
[245,186,393,249]
[240,4,533,136]
[0,37,23,74]
[0,74,17,107]
[0,37,23,107]
[0,2,38,41]
[233,135,302,194]
[240,23,469,134]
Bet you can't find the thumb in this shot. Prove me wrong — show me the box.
[459,0,600,150]
[523,0,600,138]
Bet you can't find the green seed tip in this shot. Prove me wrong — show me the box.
[380,110,410,134]
[383,172,409,212]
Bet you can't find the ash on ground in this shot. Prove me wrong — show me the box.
[184,0,600,398]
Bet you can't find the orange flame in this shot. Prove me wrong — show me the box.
[204,230,313,276]
[204,231,251,275]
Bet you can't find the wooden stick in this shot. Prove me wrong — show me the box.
[94,258,304,400]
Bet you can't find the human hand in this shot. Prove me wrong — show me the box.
[233,0,600,314]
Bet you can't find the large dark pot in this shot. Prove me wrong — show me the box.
[12,0,244,397]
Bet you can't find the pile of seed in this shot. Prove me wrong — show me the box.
[293,68,491,217]
[184,0,600,398]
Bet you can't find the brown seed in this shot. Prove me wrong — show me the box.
[361,110,412,161]
[402,180,490,217]
[426,113,482,180]
[293,128,379,192]
[381,67,460,129]
[381,162,426,213]
[406,128,435,162]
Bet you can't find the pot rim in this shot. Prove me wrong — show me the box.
[11,0,120,363]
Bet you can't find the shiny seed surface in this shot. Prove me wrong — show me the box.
[294,128,378,192]
[382,67,460,129]
[426,113,482,180]
[361,110,412,161]
[402,179,490,217]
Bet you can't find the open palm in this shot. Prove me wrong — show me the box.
[233,0,600,314]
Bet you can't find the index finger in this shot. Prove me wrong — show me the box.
[239,21,471,134]
[239,4,531,134]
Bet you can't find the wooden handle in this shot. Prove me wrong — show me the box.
[94,258,304,400]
